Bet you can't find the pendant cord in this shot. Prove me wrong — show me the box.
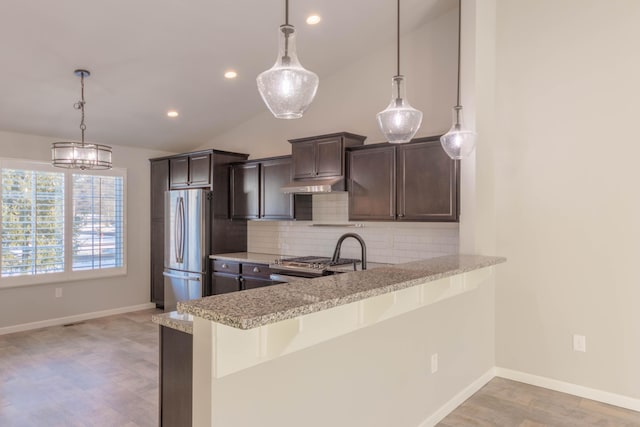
[456,0,462,107]
[285,0,289,26]
[396,0,400,77]
[77,73,87,146]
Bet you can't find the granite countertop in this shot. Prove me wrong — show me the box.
[152,311,194,334]
[179,254,506,330]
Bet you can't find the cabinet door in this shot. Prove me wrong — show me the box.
[261,158,294,219]
[348,146,396,221]
[160,327,193,427]
[150,159,169,221]
[230,163,260,219]
[189,154,211,187]
[150,219,165,306]
[292,141,316,178]
[212,272,241,294]
[315,136,343,177]
[242,277,277,290]
[169,157,189,188]
[396,141,459,221]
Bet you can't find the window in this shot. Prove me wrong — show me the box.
[72,174,124,271]
[1,168,65,276]
[0,159,126,286]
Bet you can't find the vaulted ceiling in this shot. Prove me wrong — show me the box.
[0,0,453,153]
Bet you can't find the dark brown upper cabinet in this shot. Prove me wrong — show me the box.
[290,132,366,180]
[347,137,459,222]
[230,156,311,221]
[396,139,458,221]
[261,157,295,220]
[169,152,212,189]
[150,159,169,222]
[230,162,260,219]
[348,146,396,221]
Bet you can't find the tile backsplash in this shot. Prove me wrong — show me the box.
[248,193,459,264]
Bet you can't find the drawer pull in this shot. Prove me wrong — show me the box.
[221,263,228,269]
[253,267,260,273]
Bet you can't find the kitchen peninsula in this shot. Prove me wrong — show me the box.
[154,254,505,427]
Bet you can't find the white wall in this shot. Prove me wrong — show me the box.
[0,130,171,329]
[196,9,458,158]
[493,0,640,399]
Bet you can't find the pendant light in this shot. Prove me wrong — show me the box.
[376,0,423,144]
[52,69,112,170]
[440,0,476,159]
[256,0,319,119]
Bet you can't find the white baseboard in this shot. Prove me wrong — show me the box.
[495,367,640,413]
[418,367,496,427]
[0,302,157,336]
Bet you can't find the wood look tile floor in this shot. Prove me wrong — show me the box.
[2,309,640,427]
[438,377,640,427]
[0,309,162,427]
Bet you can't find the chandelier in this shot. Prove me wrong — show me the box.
[52,69,112,170]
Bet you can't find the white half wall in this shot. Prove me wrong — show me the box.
[196,276,495,427]
[493,0,640,400]
[0,130,170,329]
[196,9,458,158]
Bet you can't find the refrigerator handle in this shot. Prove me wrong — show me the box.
[175,196,185,264]
[162,271,201,281]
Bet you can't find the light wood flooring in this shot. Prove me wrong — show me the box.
[1,309,640,426]
[438,377,640,427]
[0,309,162,427]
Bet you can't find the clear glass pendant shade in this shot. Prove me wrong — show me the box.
[376,75,423,143]
[257,25,319,119]
[440,106,476,159]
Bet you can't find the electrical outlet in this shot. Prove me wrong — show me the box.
[431,353,439,373]
[573,334,586,352]
[55,288,63,298]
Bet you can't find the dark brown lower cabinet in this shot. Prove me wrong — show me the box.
[212,272,242,294]
[243,277,278,289]
[212,260,280,294]
[159,326,192,427]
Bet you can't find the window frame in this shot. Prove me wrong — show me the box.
[0,157,127,288]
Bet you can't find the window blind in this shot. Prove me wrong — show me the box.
[72,174,124,271]
[1,169,65,277]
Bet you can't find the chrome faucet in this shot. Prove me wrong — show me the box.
[331,233,367,270]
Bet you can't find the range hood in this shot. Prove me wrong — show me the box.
[281,177,345,194]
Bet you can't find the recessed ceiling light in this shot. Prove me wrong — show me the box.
[224,70,238,79]
[306,15,321,25]
[167,110,179,118]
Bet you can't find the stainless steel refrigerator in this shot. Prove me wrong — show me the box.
[163,189,209,311]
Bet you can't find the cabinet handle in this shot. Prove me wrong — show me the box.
[398,214,405,218]
[253,267,260,273]
[221,263,228,269]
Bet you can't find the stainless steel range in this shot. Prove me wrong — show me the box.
[269,256,360,280]
[269,233,368,283]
